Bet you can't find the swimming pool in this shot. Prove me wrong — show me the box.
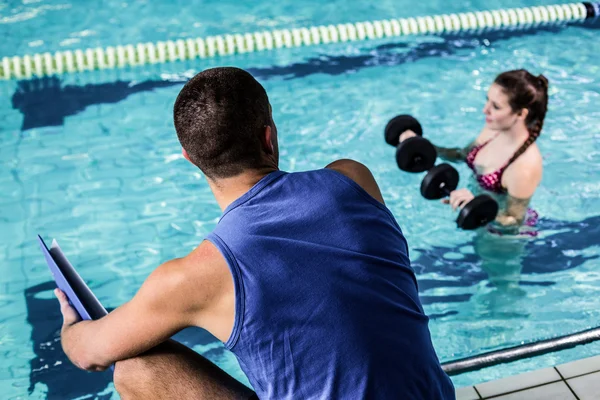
[1,0,600,398]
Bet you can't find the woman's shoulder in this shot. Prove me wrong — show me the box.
[503,144,543,198]
[519,142,543,167]
[506,143,543,178]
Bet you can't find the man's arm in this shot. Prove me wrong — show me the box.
[325,159,385,204]
[57,242,230,371]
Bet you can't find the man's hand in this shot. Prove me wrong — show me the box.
[55,288,80,327]
[49,244,233,372]
[54,289,106,371]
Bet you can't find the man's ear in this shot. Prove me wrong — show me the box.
[182,148,191,162]
[262,125,274,155]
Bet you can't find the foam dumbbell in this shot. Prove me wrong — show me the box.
[384,115,437,173]
[420,164,499,230]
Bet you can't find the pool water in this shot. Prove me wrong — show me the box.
[1,0,600,398]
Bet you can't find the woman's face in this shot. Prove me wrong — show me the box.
[483,83,522,130]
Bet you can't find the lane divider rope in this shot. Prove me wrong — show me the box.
[1,2,598,80]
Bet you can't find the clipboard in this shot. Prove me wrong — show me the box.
[37,235,108,321]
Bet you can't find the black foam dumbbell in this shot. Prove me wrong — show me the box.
[384,115,437,173]
[384,114,499,230]
[420,164,499,230]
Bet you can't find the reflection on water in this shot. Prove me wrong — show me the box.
[414,214,600,295]
[474,230,528,289]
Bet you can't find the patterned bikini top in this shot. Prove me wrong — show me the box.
[465,134,510,194]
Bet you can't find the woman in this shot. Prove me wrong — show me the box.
[402,69,548,234]
[403,70,549,288]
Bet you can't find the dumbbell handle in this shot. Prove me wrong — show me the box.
[439,182,453,197]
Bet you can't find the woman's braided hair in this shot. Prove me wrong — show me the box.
[494,69,549,165]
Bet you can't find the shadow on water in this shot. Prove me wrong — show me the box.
[417,215,600,308]
[25,281,224,399]
[245,25,566,80]
[11,77,184,131]
[25,281,113,399]
[13,21,600,131]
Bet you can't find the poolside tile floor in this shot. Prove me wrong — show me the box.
[455,354,600,399]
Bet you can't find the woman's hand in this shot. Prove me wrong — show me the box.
[495,214,519,226]
[443,188,475,211]
[398,129,418,143]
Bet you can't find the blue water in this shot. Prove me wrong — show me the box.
[1,0,600,399]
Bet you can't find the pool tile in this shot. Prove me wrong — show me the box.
[487,381,576,400]
[455,386,480,400]
[556,355,600,379]
[567,371,600,400]
[475,367,561,398]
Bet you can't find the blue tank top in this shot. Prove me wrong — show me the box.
[207,169,455,399]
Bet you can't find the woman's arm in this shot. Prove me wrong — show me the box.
[495,195,531,227]
[433,126,493,163]
[494,161,543,227]
[433,142,476,162]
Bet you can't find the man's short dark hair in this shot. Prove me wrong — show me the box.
[173,67,271,179]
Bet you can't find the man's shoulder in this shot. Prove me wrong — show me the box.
[163,240,231,310]
[325,159,385,204]
[182,240,229,276]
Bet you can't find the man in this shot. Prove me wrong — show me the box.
[55,67,455,399]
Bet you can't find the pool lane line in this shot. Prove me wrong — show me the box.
[1,2,598,80]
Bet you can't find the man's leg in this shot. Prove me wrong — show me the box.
[113,340,256,400]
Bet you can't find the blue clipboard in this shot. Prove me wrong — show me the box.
[37,235,108,321]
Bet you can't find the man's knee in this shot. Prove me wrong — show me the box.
[113,357,155,397]
[112,345,256,400]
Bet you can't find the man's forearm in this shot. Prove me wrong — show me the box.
[62,320,112,371]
